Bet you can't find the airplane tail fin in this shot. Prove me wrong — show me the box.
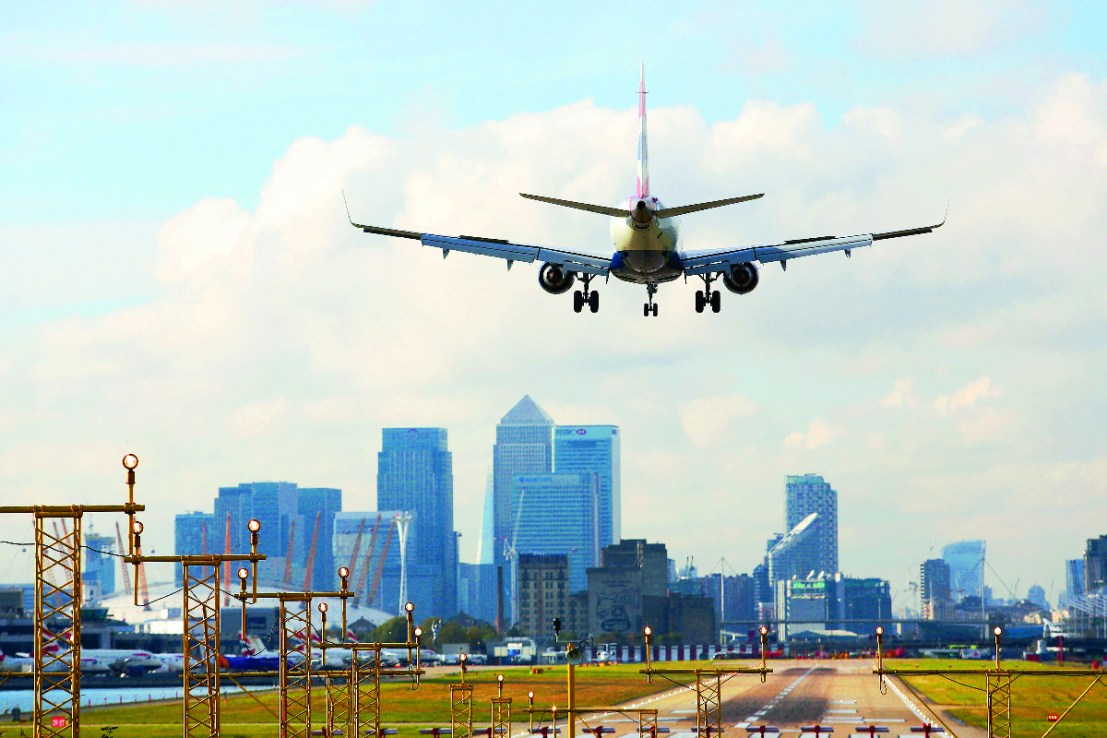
[637,63,649,199]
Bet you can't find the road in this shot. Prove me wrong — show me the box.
[570,660,985,738]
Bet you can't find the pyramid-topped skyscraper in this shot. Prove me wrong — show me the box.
[493,396,554,563]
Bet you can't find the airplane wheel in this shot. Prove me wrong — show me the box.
[643,303,650,317]
[573,291,584,313]
[710,290,721,313]
[589,291,599,313]
[651,304,659,317]
[695,291,705,313]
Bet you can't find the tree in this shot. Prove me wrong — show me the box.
[370,616,408,643]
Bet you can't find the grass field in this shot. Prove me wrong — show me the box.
[5,664,684,738]
[888,659,1107,737]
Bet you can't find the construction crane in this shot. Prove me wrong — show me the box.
[345,517,368,586]
[502,491,526,627]
[356,515,383,604]
[282,518,297,588]
[115,521,132,595]
[367,517,396,609]
[302,510,322,591]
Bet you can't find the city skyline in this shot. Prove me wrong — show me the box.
[2,4,1106,602]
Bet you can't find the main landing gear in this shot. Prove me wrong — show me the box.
[643,283,659,317]
[572,275,599,314]
[694,274,722,313]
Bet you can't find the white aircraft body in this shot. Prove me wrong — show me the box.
[1,647,113,675]
[348,67,943,316]
[81,648,165,672]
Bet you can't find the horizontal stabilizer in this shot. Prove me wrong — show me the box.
[654,193,764,219]
[519,193,628,218]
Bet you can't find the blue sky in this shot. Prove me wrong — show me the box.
[2,1,1106,607]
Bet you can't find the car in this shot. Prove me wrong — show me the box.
[712,651,743,660]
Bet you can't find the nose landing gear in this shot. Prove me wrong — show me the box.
[643,283,659,317]
[695,274,722,313]
[572,275,599,313]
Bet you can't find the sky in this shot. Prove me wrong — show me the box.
[1,1,1106,610]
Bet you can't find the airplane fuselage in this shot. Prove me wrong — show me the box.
[608,197,683,284]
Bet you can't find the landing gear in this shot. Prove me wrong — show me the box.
[643,283,659,317]
[573,275,599,314]
[695,274,722,313]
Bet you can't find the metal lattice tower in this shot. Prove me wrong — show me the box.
[451,684,474,738]
[183,564,221,738]
[353,648,382,738]
[637,709,659,738]
[322,672,352,738]
[986,671,1012,738]
[695,671,722,738]
[280,602,314,738]
[35,512,82,738]
[491,696,512,738]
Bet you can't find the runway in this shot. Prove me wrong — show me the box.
[584,660,986,738]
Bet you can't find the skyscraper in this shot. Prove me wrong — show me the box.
[554,425,621,549]
[493,397,554,563]
[511,472,598,593]
[941,540,985,602]
[82,532,115,602]
[1085,534,1107,594]
[297,487,343,590]
[174,511,216,585]
[920,558,951,619]
[493,397,554,623]
[377,428,457,618]
[784,474,838,576]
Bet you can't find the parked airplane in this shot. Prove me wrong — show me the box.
[347,66,943,316]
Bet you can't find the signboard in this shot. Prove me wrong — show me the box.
[51,716,67,728]
[1047,713,1060,722]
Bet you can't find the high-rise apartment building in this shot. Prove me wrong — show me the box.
[377,428,458,618]
[493,397,554,563]
[511,473,598,594]
[554,425,621,549]
[1085,535,1107,594]
[919,559,951,620]
[941,540,985,602]
[174,511,216,585]
[784,474,838,576]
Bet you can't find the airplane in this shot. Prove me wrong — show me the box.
[40,630,163,673]
[346,66,944,317]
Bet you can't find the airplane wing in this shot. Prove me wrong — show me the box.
[679,218,945,275]
[347,207,611,276]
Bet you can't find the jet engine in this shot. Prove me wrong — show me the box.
[538,263,576,294]
[721,262,759,295]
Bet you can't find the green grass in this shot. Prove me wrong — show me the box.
[18,664,683,738]
[887,659,1107,737]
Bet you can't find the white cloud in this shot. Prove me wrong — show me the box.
[784,419,839,450]
[934,376,1000,416]
[856,0,1050,58]
[679,395,758,448]
[882,378,917,409]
